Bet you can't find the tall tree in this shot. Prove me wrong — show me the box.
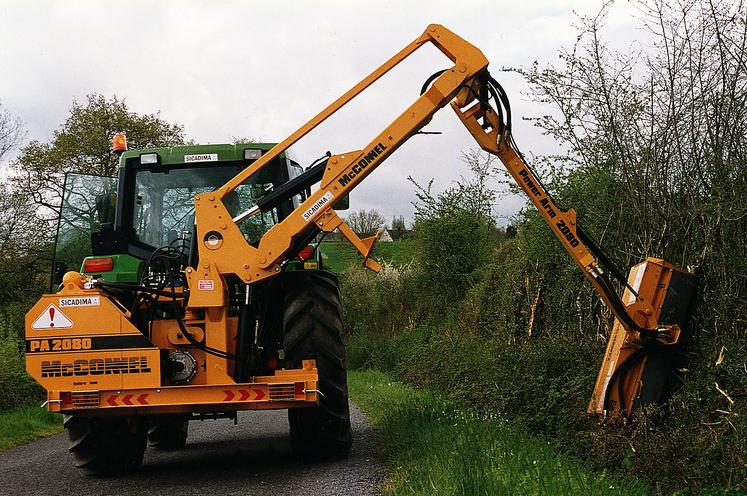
[345,209,386,237]
[0,101,24,163]
[12,93,186,219]
[2,95,187,299]
[0,183,50,304]
[390,215,407,240]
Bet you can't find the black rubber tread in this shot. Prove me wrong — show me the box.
[147,415,189,450]
[64,414,146,476]
[282,270,352,459]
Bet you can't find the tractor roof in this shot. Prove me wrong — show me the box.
[119,142,285,167]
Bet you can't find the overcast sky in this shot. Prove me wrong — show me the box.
[0,0,641,225]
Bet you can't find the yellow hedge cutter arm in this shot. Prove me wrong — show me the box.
[189,24,695,420]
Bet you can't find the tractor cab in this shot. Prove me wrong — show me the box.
[52,143,306,287]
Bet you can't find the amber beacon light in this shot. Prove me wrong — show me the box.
[112,133,128,152]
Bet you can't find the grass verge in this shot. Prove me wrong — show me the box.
[348,369,650,496]
[0,404,63,451]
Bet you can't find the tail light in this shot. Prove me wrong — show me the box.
[294,382,305,398]
[83,257,114,273]
[297,245,315,260]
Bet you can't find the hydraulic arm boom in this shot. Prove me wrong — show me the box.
[189,24,690,418]
[187,24,491,303]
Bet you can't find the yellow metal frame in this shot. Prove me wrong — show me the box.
[186,24,491,306]
[26,278,318,416]
[48,364,319,415]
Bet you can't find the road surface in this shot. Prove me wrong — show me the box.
[0,403,383,495]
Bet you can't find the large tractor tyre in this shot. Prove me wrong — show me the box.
[283,271,352,459]
[64,414,147,476]
[147,415,189,450]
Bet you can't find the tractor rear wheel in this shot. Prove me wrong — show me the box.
[282,271,352,459]
[147,414,189,450]
[64,414,146,476]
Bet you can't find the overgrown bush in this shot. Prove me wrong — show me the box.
[343,262,427,370]
[413,207,495,293]
[344,246,745,492]
[408,151,498,295]
[0,337,42,411]
[0,302,44,410]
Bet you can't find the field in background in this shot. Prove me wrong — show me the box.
[319,240,415,274]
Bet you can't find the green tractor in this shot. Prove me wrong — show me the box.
[50,140,351,473]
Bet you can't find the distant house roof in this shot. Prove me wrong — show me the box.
[378,228,393,242]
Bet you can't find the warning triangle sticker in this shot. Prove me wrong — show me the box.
[32,304,73,330]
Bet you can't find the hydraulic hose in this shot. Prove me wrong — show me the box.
[95,280,187,298]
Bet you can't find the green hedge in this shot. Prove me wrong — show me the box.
[343,258,745,493]
[0,302,45,411]
[340,166,746,493]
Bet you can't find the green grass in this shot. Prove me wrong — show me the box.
[320,239,415,274]
[348,369,650,496]
[0,404,63,450]
[320,242,360,273]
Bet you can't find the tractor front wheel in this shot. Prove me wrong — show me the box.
[282,271,352,459]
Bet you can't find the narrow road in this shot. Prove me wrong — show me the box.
[0,403,383,496]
